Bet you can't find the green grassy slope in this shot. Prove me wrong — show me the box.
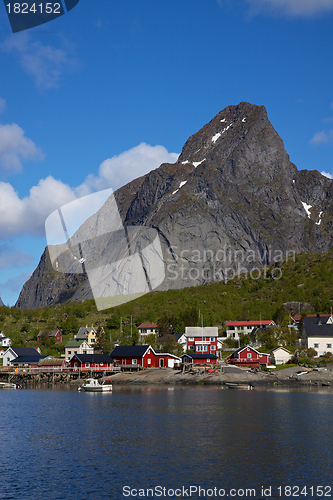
[1,250,333,356]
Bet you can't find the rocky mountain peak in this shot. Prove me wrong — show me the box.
[16,102,333,309]
[178,102,295,183]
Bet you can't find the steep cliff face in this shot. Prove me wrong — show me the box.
[16,102,333,309]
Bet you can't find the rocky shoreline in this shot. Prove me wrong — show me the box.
[98,365,333,388]
[4,365,333,389]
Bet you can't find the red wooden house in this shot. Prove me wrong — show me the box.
[181,353,218,366]
[110,345,181,369]
[68,354,114,370]
[37,329,62,344]
[185,327,218,355]
[226,346,270,367]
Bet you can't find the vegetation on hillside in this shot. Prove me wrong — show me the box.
[1,250,333,357]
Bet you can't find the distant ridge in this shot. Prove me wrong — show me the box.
[16,102,333,309]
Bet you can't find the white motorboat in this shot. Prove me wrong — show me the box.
[78,378,113,392]
[0,381,21,389]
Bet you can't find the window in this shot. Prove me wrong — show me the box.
[132,359,137,365]
[314,343,319,348]
[203,345,208,352]
[189,345,195,351]
[197,345,202,351]
[147,358,151,365]
[210,337,215,342]
[247,353,252,359]
[91,339,95,343]
[211,346,216,351]
[327,344,332,349]
[202,337,206,341]
[68,351,71,354]
[85,363,89,368]
[207,359,210,363]
[188,337,194,341]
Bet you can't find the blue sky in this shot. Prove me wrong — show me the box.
[0,0,333,306]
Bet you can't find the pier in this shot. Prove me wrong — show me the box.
[0,366,120,386]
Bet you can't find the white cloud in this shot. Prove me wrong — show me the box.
[310,130,333,145]
[0,98,6,114]
[247,0,333,16]
[76,142,179,196]
[0,176,77,239]
[1,33,78,89]
[0,143,178,239]
[321,171,333,179]
[0,123,43,173]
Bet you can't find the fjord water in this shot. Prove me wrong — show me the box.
[0,386,332,500]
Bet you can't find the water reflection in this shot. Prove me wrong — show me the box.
[0,386,332,499]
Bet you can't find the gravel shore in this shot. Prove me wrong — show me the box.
[103,365,333,388]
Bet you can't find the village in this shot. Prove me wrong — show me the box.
[1,312,333,386]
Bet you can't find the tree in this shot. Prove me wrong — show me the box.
[60,315,79,336]
[95,327,106,351]
[38,330,56,347]
[257,326,289,350]
[107,315,121,330]
[144,333,157,349]
[157,334,184,357]
[240,334,251,347]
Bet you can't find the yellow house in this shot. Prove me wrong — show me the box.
[76,325,103,346]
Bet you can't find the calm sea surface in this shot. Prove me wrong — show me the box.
[0,385,333,500]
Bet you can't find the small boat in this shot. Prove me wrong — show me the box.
[78,378,113,392]
[0,382,21,389]
[225,382,253,390]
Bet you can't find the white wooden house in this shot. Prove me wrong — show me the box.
[270,347,291,365]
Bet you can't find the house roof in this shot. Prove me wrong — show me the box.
[303,324,333,338]
[181,353,218,359]
[11,347,41,356]
[138,323,158,329]
[270,347,290,354]
[37,357,65,366]
[174,333,185,341]
[11,355,43,364]
[157,353,182,360]
[185,327,218,337]
[227,346,269,358]
[76,326,97,339]
[71,354,114,363]
[303,315,331,326]
[110,345,151,357]
[225,320,274,327]
[65,340,87,348]
[38,330,60,337]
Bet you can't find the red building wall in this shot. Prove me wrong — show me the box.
[228,347,270,366]
[186,336,218,354]
[69,358,112,369]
